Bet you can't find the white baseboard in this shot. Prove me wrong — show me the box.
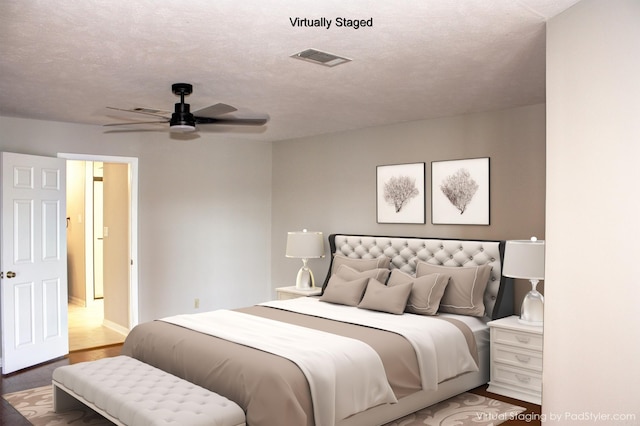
[102,318,129,337]
[68,296,86,307]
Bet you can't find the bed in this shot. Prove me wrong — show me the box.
[121,233,514,426]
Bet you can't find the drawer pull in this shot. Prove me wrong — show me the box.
[515,355,531,363]
[515,335,531,344]
[515,374,531,384]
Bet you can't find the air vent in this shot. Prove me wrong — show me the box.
[291,48,351,67]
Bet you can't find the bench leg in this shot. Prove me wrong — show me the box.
[52,383,85,413]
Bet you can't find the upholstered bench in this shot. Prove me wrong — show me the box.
[52,355,246,426]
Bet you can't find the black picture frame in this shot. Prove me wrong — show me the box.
[431,157,490,225]
[376,162,426,224]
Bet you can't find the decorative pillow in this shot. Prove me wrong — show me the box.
[335,264,391,284]
[387,269,450,315]
[358,278,412,315]
[319,275,369,306]
[331,254,391,275]
[415,262,492,317]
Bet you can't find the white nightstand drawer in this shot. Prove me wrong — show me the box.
[493,328,543,350]
[493,345,542,372]
[492,363,542,393]
[278,291,302,300]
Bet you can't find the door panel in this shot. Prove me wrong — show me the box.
[14,200,34,263]
[43,200,62,261]
[15,282,35,347]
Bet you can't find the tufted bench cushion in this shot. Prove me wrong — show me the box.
[52,355,246,426]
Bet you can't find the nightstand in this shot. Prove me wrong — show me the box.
[275,286,322,300]
[487,315,543,405]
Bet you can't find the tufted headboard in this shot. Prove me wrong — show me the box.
[321,234,514,320]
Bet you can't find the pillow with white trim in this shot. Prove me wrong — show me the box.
[358,278,412,315]
[415,262,492,317]
[335,264,390,284]
[387,269,450,315]
[331,254,390,275]
[319,274,369,306]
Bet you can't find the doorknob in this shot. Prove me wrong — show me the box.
[6,271,16,278]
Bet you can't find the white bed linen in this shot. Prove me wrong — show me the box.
[260,298,479,389]
[438,312,490,351]
[161,310,396,426]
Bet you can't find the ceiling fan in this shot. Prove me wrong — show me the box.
[104,83,269,133]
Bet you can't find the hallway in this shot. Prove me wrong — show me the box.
[68,300,126,352]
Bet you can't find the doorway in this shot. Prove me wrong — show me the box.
[61,153,139,351]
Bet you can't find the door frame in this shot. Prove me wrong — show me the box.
[58,153,139,328]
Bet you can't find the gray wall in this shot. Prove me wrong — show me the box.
[271,104,546,301]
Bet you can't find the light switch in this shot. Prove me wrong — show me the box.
[103,226,109,237]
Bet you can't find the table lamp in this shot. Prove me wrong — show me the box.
[502,237,545,326]
[285,229,325,289]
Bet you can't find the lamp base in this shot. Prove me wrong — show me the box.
[295,265,315,290]
[520,280,544,327]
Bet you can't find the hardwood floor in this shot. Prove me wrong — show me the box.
[0,343,542,425]
[470,386,542,425]
[68,300,126,351]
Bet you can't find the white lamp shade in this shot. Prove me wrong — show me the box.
[285,230,325,259]
[502,239,545,280]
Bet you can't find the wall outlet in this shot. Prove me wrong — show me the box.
[194,298,200,309]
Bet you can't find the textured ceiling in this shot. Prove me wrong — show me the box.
[0,0,580,142]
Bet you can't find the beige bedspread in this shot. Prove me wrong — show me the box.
[121,305,476,426]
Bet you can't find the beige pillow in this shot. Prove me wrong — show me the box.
[319,274,369,306]
[335,264,390,283]
[387,269,450,315]
[358,278,413,315]
[415,262,492,317]
[331,254,391,274]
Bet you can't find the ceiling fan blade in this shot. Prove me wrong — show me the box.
[193,103,238,118]
[106,106,170,118]
[104,128,167,134]
[104,120,169,127]
[195,116,269,126]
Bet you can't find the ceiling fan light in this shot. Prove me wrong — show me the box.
[170,124,196,133]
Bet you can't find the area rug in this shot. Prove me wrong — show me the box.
[3,385,525,426]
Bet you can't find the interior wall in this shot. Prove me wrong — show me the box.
[545,0,640,422]
[271,104,546,298]
[65,160,87,304]
[102,162,130,329]
[0,117,273,322]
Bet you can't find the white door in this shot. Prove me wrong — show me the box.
[1,152,68,374]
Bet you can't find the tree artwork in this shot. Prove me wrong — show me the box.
[384,175,419,213]
[440,168,478,214]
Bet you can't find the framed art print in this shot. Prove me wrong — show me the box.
[431,157,490,225]
[376,162,425,224]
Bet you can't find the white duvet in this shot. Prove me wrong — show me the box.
[162,297,478,426]
[260,297,479,389]
[161,309,397,426]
